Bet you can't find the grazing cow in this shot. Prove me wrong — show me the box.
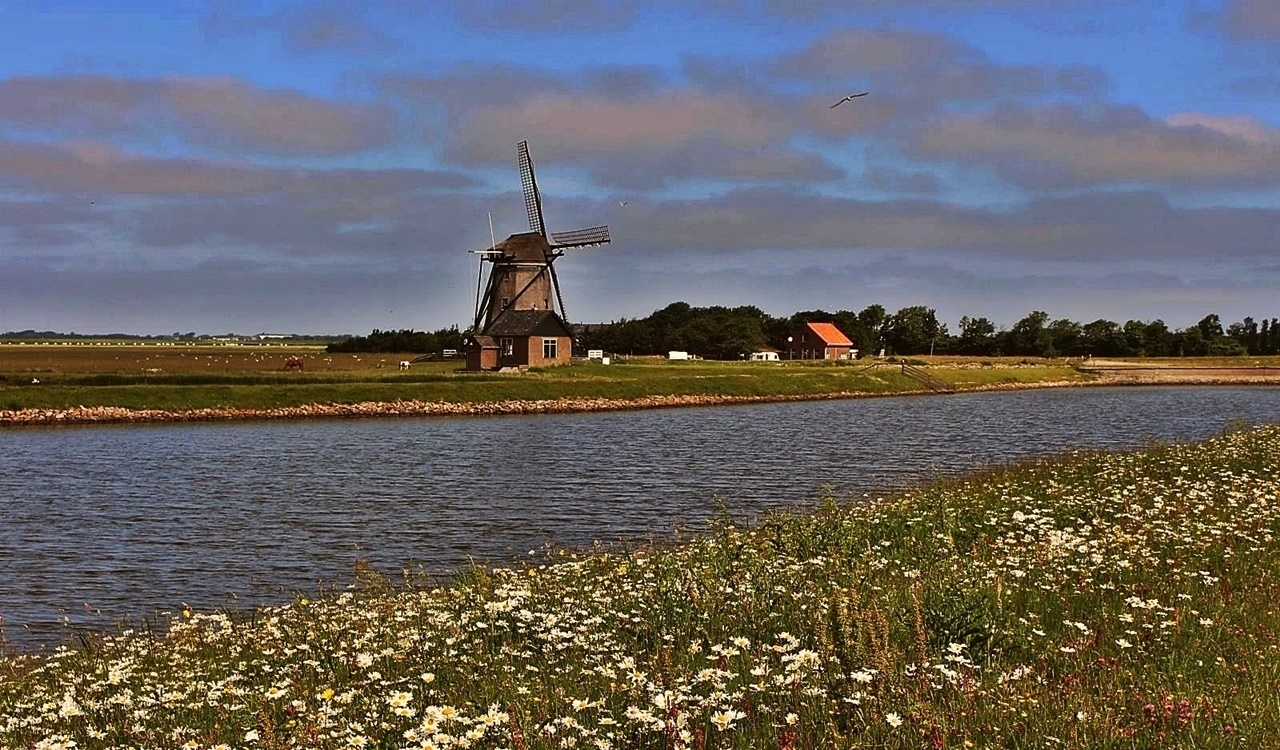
[283,356,304,371]
[398,360,411,370]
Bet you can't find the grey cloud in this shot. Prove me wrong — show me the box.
[0,198,98,228]
[582,141,844,190]
[163,77,394,156]
[276,5,399,54]
[764,0,1098,10]
[578,66,671,98]
[388,62,828,174]
[452,0,640,31]
[382,64,574,109]
[627,188,1280,264]
[777,28,970,78]
[204,1,399,54]
[445,90,803,176]
[863,166,942,194]
[0,76,155,133]
[0,141,275,196]
[0,75,394,156]
[121,188,500,266]
[1225,0,1280,39]
[773,25,1105,99]
[769,28,1108,142]
[1229,74,1280,96]
[687,0,1102,16]
[910,105,1280,189]
[0,259,473,335]
[0,139,476,197]
[774,26,1106,104]
[382,32,1103,187]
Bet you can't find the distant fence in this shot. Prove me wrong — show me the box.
[900,363,954,393]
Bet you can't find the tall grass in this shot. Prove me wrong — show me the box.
[5,425,1277,748]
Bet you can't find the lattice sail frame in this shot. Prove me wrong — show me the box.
[551,225,611,248]
[517,141,546,238]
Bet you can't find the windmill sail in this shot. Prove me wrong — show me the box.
[472,141,613,332]
[551,225,611,248]
[517,141,546,238]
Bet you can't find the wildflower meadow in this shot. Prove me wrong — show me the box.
[3,423,1279,748]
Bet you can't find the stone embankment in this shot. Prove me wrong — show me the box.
[0,392,878,426]
[6,367,1274,426]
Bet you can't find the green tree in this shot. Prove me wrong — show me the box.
[1197,314,1224,340]
[856,304,888,355]
[1047,318,1085,357]
[1178,326,1207,356]
[1008,311,1053,357]
[883,306,946,355]
[956,316,997,355]
[1118,320,1148,357]
[1081,319,1124,357]
[1143,320,1175,357]
[1226,317,1259,354]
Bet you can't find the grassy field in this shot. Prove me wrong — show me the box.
[0,343,1090,412]
[3,424,1278,747]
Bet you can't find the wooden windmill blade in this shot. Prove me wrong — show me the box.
[547,260,569,323]
[550,225,611,249]
[472,255,501,331]
[517,140,546,238]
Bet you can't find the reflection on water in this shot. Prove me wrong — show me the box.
[2,385,1278,650]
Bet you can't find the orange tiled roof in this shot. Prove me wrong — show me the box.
[806,322,853,346]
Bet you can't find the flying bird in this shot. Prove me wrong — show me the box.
[829,91,869,108]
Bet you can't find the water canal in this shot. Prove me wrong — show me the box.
[2,385,1279,650]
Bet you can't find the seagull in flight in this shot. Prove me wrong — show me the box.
[829,91,869,108]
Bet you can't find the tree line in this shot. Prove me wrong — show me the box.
[326,327,464,354]
[327,305,1280,360]
[577,302,1280,360]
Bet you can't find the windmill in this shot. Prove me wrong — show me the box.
[471,141,610,333]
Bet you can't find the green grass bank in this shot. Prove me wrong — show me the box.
[0,357,1087,420]
[4,424,1279,747]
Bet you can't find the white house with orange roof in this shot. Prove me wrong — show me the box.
[785,321,857,360]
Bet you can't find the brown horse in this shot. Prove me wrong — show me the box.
[282,356,304,371]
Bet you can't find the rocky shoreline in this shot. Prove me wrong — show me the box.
[0,392,869,426]
[3,371,1276,427]
[0,380,1087,426]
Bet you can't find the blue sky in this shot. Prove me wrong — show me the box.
[0,0,1277,336]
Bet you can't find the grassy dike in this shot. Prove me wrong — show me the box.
[3,425,1279,748]
[0,358,1089,423]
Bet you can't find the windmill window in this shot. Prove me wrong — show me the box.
[501,297,510,310]
[500,338,514,357]
[542,338,558,359]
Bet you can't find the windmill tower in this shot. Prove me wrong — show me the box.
[472,141,611,333]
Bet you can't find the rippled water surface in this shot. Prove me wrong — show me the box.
[2,386,1278,649]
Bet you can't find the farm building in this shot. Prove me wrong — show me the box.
[464,141,611,372]
[785,322,857,360]
[465,309,573,371]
